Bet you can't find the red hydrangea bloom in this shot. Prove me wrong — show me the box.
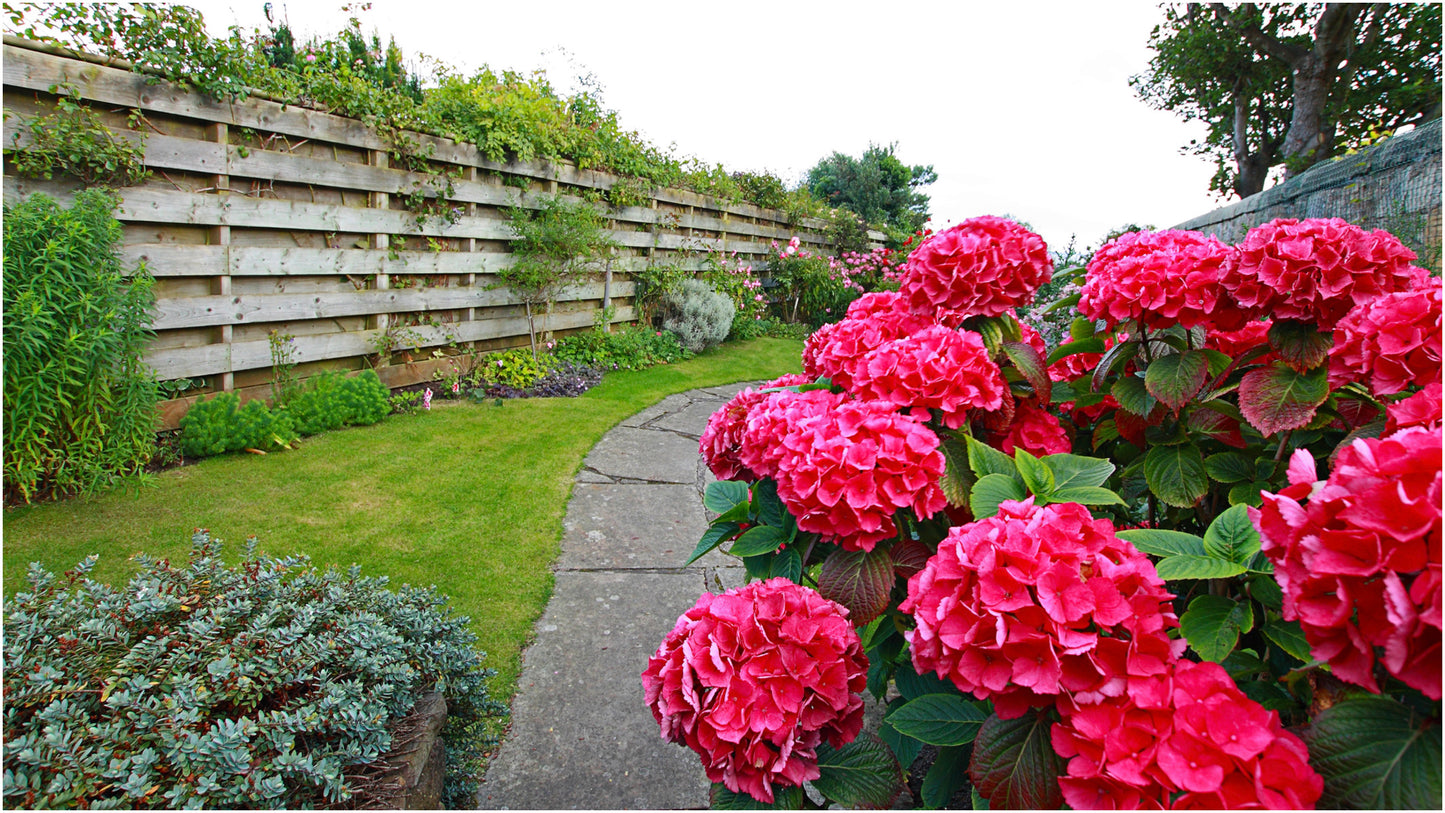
[1252,429,1443,698]
[901,499,1183,718]
[1223,218,1419,329]
[642,578,867,804]
[1204,319,1277,364]
[700,375,816,482]
[1386,381,1443,437]
[991,401,1072,457]
[1052,659,1323,810]
[1079,229,1244,330]
[850,325,1005,428]
[900,216,1053,318]
[1017,321,1049,358]
[1049,334,1120,382]
[1328,285,1443,396]
[736,389,848,482]
[801,320,838,380]
[774,400,946,552]
[805,295,935,392]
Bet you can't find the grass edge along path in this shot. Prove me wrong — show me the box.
[0,337,803,749]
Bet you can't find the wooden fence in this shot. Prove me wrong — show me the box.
[3,38,868,427]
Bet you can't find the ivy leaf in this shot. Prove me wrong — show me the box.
[921,745,971,809]
[704,480,750,515]
[1155,555,1248,580]
[967,709,1065,810]
[1042,453,1115,490]
[1143,443,1209,508]
[1305,695,1442,809]
[1145,350,1210,413]
[1203,452,1254,484]
[817,548,893,626]
[970,473,1026,520]
[885,693,988,746]
[1116,528,1207,557]
[1261,616,1314,663]
[1001,340,1051,403]
[686,521,741,565]
[1267,318,1333,373]
[728,525,786,558]
[1203,504,1261,565]
[1179,595,1254,662]
[710,783,804,809]
[1013,448,1055,499]
[1111,375,1156,417]
[965,435,1018,479]
[1238,363,1330,437]
[813,734,905,809]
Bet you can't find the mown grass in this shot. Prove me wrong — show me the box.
[1,337,803,717]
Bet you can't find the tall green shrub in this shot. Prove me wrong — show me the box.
[3,190,159,501]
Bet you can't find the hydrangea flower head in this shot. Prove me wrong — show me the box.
[805,293,934,391]
[773,400,946,551]
[1223,217,1419,329]
[700,374,814,482]
[737,388,849,482]
[1328,284,1443,396]
[900,216,1053,318]
[850,325,1005,429]
[642,578,867,804]
[1252,428,1442,698]
[901,499,1183,718]
[1080,229,1243,330]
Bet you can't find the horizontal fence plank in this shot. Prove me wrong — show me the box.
[144,305,634,379]
[121,245,517,277]
[151,280,635,330]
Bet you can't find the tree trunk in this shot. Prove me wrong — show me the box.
[1280,4,1364,177]
[1232,86,1274,197]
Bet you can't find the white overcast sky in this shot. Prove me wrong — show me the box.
[183,0,1224,254]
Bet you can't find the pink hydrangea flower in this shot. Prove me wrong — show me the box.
[737,389,849,482]
[1328,284,1443,396]
[901,499,1183,719]
[699,375,814,482]
[1052,659,1323,809]
[1385,381,1443,437]
[1222,217,1419,330]
[1252,429,1443,698]
[805,293,935,392]
[849,325,1005,429]
[899,216,1053,319]
[1080,229,1244,330]
[773,400,946,551]
[642,578,867,804]
[990,401,1072,457]
[1204,319,1278,365]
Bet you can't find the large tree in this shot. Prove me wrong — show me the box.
[1133,3,1441,199]
[803,143,937,236]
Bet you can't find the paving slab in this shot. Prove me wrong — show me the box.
[651,398,730,438]
[698,381,760,401]
[477,570,712,810]
[557,483,724,570]
[581,426,703,484]
[617,392,693,428]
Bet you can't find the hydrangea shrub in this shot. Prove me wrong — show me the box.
[651,215,1441,809]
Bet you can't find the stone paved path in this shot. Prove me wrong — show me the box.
[476,384,756,810]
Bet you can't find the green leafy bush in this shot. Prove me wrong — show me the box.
[2,190,159,502]
[283,369,392,435]
[552,325,691,371]
[1,531,501,809]
[474,348,557,389]
[660,279,735,353]
[178,393,297,458]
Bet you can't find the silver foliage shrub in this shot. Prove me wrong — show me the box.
[1,531,503,809]
[660,278,735,353]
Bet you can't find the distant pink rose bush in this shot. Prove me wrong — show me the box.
[642,578,867,804]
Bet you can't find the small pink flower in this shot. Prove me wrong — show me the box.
[451,381,460,394]
[305,53,317,63]
[423,388,433,410]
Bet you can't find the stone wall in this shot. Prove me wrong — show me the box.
[1174,118,1442,270]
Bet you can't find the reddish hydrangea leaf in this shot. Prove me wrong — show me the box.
[1145,350,1210,413]
[1185,408,1247,449]
[818,548,894,626]
[1001,340,1051,404]
[968,709,1065,810]
[889,538,933,579]
[1238,363,1330,437]
[1267,319,1334,373]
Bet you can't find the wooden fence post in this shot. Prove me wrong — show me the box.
[208,122,234,392]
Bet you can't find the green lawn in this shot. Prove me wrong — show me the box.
[1,337,803,713]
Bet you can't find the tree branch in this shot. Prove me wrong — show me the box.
[1211,2,1306,64]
